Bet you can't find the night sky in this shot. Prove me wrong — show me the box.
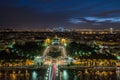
[0,0,120,29]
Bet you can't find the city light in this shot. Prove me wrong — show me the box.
[63,70,68,80]
[0,29,120,80]
[32,71,38,80]
[0,0,120,80]
[117,56,120,60]
[45,38,51,45]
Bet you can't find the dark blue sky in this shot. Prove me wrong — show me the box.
[0,0,120,29]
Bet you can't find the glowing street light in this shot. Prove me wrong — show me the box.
[61,38,66,43]
[45,38,51,45]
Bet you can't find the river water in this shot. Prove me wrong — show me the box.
[61,68,120,80]
[0,68,120,80]
[0,69,46,80]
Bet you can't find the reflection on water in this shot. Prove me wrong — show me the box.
[0,69,46,80]
[0,68,120,80]
[116,67,120,80]
[62,70,68,80]
[62,68,120,80]
[32,71,37,80]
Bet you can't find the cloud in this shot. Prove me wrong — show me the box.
[94,10,120,17]
[0,0,120,29]
[69,18,85,24]
[69,17,120,24]
[84,17,120,23]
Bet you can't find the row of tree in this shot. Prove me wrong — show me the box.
[66,41,116,59]
[0,41,45,60]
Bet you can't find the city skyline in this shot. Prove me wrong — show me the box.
[0,0,120,29]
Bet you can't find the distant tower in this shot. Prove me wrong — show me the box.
[110,28,113,34]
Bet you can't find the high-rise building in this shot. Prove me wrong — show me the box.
[110,28,113,34]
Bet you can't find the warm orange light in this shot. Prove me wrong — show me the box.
[61,38,66,44]
[45,38,51,44]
